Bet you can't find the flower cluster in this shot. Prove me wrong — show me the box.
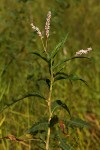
[75,47,92,56]
[30,11,51,39]
[45,11,51,38]
[30,23,43,38]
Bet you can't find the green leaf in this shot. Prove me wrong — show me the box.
[53,56,91,69]
[68,74,88,85]
[51,100,71,117]
[69,74,87,86]
[30,51,48,62]
[26,119,48,134]
[38,78,50,89]
[66,118,90,128]
[14,92,46,101]
[49,34,68,60]
[0,92,45,113]
[50,115,59,127]
[46,79,50,88]
[54,72,69,82]
[56,131,71,150]
[54,72,68,77]
[54,73,88,86]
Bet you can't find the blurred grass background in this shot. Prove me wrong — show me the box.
[0,0,100,149]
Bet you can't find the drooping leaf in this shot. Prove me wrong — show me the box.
[0,92,45,113]
[54,73,88,86]
[37,78,50,89]
[53,56,91,69]
[50,115,59,127]
[56,100,71,117]
[30,51,48,62]
[26,119,48,135]
[54,72,68,77]
[65,117,90,128]
[46,79,50,88]
[51,100,71,117]
[68,74,88,85]
[54,73,68,82]
[69,74,88,85]
[49,34,68,60]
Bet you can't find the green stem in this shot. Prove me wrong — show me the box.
[46,60,53,150]
[41,38,48,55]
[45,38,48,51]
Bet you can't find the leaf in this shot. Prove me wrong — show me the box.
[54,72,68,77]
[49,34,68,60]
[50,115,59,127]
[15,92,46,101]
[67,74,88,85]
[54,73,88,86]
[54,72,69,82]
[30,51,48,62]
[37,78,50,89]
[0,92,45,113]
[51,100,71,117]
[46,79,50,88]
[66,118,90,128]
[26,119,48,135]
[53,56,91,69]
[56,131,71,150]
[56,100,71,117]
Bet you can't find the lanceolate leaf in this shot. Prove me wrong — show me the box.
[54,73,88,86]
[53,56,91,69]
[68,74,88,85]
[49,34,68,60]
[26,119,48,134]
[50,115,59,127]
[0,92,45,113]
[46,79,50,88]
[54,73,68,82]
[51,100,71,117]
[54,72,68,77]
[66,118,90,128]
[37,78,50,89]
[30,51,48,62]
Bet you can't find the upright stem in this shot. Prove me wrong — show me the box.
[41,38,48,55]
[46,60,53,150]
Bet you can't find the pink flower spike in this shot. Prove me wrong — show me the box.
[75,47,92,56]
[30,23,43,38]
[45,11,51,38]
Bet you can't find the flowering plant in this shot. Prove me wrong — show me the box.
[0,11,92,150]
[29,11,92,150]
